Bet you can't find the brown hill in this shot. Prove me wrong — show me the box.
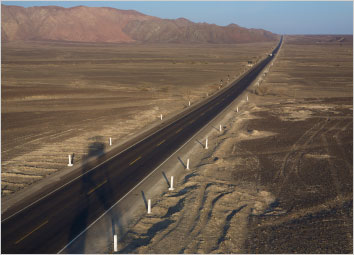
[2,4,278,43]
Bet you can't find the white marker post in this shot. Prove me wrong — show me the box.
[186,158,190,170]
[114,235,118,252]
[219,124,222,132]
[160,114,163,120]
[246,95,249,102]
[169,176,174,191]
[148,199,151,214]
[109,137,112,146]
[237,106,239,112]
[189,101,191,107]
[68,154,73,166]
[205,137,208,149]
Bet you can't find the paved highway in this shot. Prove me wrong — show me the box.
[2,36,282,253]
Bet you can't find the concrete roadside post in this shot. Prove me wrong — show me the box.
[113,235,118,252]
[219,124,222,132]
[148,199,151,214]
[205,137,208,149]
[109,137,112,146]
[168,176,174,191]
[68,154,73,167]
[237,106,239,112]
[160,114,163,120]
[186,158,190,170]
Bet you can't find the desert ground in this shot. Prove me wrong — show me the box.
[2,35,352,253]
[111,35,353,253]
[1,41,276,197]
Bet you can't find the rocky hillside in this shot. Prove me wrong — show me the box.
[2,4,278,43]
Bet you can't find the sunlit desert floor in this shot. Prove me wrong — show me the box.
[2,41,275,196]
[2,36,352,253]
[113,35,353,253]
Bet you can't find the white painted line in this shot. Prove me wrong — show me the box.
[3,90,217,222]
[58,91,242,253]
[24,43,279,252]
[4,47,267,222]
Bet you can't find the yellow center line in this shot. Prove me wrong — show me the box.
[156,139,166,147]
[87,179,108,196]
[129,156,142,166]
[15,220,49,244]
[175,128,183,134]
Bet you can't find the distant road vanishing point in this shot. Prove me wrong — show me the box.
[1,37,283,254]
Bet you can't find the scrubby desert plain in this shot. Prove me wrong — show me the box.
[1,41,275,196]
[112,35,353,254]
[1,35,352,253]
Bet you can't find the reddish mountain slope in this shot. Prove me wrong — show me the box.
[2,4,278,43]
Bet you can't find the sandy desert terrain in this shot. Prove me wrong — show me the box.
[2,35,352,253]
[112,35,353,253]
[1,41,276,196]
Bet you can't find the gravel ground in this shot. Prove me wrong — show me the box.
[112,35,353,254]
[1,41,276,197]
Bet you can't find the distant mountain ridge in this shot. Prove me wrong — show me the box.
[2,4,278,43]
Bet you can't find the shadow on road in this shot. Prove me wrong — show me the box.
[64,137,124,253]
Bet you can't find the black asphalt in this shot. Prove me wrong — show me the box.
[1,37,282,254]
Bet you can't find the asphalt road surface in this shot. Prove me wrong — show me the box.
[2,37,282,254]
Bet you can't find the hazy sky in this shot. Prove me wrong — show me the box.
[3,1,353,34]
